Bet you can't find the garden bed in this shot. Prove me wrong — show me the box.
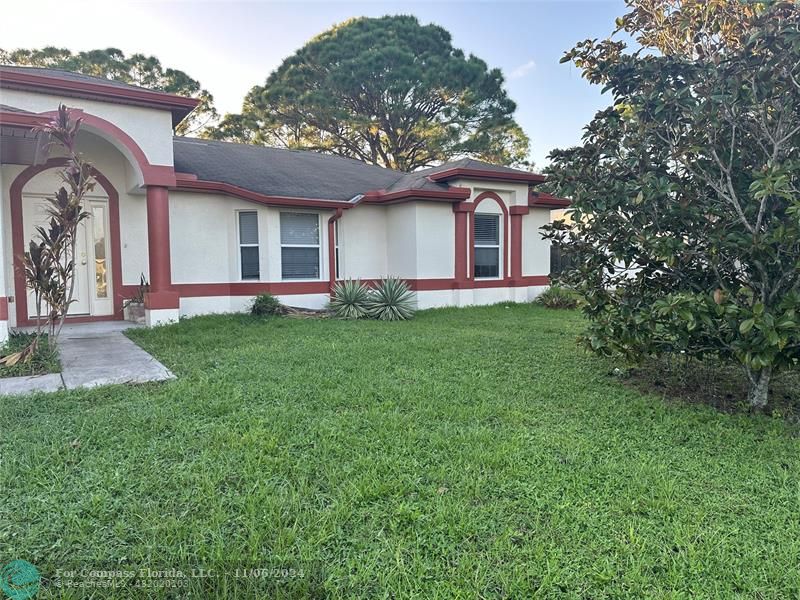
[0,332,61,378]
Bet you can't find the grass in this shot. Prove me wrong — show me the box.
[0,304,799,598]
[0,332,60,378]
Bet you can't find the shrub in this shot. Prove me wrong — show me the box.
[330,280,371,319]
[368,278,416,321]
[536,285,579,309]
[251,293,283,316]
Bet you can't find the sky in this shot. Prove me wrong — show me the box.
[1,0,628,167]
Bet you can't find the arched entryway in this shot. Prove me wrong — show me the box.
[10,158,124,327]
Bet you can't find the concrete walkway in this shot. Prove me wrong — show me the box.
[0,321,174,396]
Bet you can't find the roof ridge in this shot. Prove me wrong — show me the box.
[0,64,159,93]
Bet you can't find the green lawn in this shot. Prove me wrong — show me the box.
[1,305,798,598]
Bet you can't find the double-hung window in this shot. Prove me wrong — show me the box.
[238,211,260,280]
[280,212,320,280]
[474,213,501,279]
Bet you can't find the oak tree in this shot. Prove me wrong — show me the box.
[206,16,529,170]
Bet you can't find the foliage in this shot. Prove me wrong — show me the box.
[536,285,580,310]
[0,333,59,378]
[3,105,94,368]
[122,273,150,309]
[205,16,529,170]
[368,278,416,321]
[0,46,217,135]
[542,1,800,408]
[251,293,284,316]
[2,306,798,596]
[329,280,372,319]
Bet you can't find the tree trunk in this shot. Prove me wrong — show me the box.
[747,366,772,409]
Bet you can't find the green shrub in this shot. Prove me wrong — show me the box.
[536,285,580,309]
[368,278,416,321]
[330,280,371,319]
[251,293,283,316]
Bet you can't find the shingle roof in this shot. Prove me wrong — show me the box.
[0,65,155,92]
[173,137,452,201]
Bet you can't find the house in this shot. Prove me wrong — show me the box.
[0,66,569,341]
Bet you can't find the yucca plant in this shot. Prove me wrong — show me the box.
[368,278,416,321]
[330,279,372,319]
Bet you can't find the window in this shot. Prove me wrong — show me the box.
[474,213,500,278]
[92,205,108,298]
[281,212,320,280]
[238,211,260,280]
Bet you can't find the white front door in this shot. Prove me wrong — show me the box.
[23,195,113,319]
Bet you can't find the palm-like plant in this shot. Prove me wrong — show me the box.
[329,280,371,319]
[368,278,416,321]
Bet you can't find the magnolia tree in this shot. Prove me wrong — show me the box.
[2,106,93,366]
[543,1,800,408]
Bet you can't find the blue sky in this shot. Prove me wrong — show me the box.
[3,0,628,167]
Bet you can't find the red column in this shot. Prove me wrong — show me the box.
[144,185,179,309]
[510,205,530,284]
[453,203,473,287]
[327,209,343,291]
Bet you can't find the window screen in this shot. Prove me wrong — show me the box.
[474,213,500,279]
[280,212,320,280]
[238,211,259,280]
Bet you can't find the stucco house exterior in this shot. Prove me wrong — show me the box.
[0,66,568,340]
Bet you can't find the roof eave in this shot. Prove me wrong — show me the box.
[529,191,571,209]
[362,186,471,205]
[0,70,200,128]
[173,176,353,209]
[428,167,547,185]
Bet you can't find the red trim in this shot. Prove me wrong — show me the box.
[452,200,476,286]
[173,281,330,297]
[171,275,550,298]
[361,186,471,204]
[0,110,46,128]
[509,205,529,282]
[529,191,571,208]
[0,68,199,127]
[10,159,125,327]
[174,177,351,210]
[146,186,172,293]
[0,297,8,321]
[144,291,179,310]
[327,209,343,290]
[429,167,546,184]
[470,191,510,284]
[174,177,471,209]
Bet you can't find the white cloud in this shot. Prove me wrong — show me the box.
[509,59,537,80]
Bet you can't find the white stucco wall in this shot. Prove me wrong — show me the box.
[338,204,388,279]
[385,203,416,279]
[170,193,334,285]
[522,208,551,277]
[0,89,175,170]
[413,203,454,279]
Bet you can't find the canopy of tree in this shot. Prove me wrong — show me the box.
[205,15,529,171]
[0,47,217,135]
[543,0,800,408]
